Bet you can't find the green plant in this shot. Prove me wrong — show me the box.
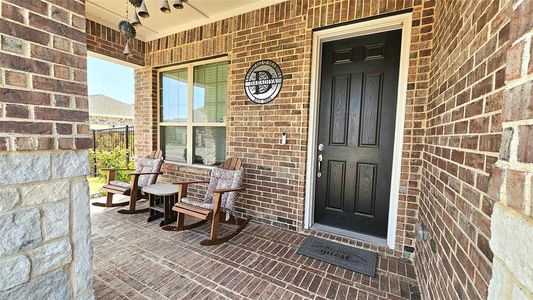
[87,176,106,196]
[90,147,135,182]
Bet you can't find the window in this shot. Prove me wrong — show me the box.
[159,59,227,166]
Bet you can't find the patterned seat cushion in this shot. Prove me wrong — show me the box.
[108,180,131,189]
[135,158,164,187]
[204,168,244,214]
[181,197,215,211]
[180,168,244,215]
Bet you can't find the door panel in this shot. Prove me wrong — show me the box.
[326,161,346,210]
[359,72,382,147]
[355,163,377,215]
[314,30,401,238]
[330,75,350,145]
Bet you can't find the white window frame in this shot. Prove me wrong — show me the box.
[157,56,228,167]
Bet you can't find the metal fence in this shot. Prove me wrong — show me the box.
[91,126,135,176]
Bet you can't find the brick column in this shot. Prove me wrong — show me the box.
[134,67,158,157]
[0,1,93,298]
[487,0,533,298]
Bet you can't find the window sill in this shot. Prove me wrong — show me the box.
[163,161,217,170]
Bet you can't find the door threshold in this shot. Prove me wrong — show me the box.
[311,223,388,247]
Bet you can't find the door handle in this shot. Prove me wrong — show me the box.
[317,154,323,177]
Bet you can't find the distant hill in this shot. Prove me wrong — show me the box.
[88,94,134,118]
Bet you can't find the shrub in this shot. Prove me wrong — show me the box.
[90,147,135,182]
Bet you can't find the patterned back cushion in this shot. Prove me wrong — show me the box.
[135,158,163,187]
[204,167,244,213]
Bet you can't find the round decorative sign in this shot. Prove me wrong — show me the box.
[244,60,283,104]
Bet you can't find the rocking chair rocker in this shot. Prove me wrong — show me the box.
[92,150,164,214]
[163,157,250,246]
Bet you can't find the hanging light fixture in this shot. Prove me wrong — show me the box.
[119,19,136,56]
[131,10,142,27]
[118,1,137,57]
[173,0,184,9]
[160,0,171,13]
[123,0,190,36]
[129,0,143,7]
[138,0,150,18]
[123,39,131,56]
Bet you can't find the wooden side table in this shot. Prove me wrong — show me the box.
[142,183,178,226]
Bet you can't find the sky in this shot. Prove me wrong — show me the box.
[87,56,135,104]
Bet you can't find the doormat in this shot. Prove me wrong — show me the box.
[297,236,377,277]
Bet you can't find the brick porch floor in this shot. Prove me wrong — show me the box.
[91,197,419,299]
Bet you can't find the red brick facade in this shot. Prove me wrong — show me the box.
[415,0,510,299]
[91,0,528,299]
[486,0,533,298]
[227,3,431,252]
[134,67,158,158]
[0,0,91,150]
[135,0,434,258]
[86,19,146,67]
[3,0,529,298]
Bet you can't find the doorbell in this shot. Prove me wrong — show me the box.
[281,133,287,145]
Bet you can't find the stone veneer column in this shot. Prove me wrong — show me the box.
[0,0,93,299]
[487,0,533,299]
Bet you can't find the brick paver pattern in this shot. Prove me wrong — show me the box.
[91,201,419,300]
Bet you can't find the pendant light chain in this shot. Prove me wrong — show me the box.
[121,0,134,56]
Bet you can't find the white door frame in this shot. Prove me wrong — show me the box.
[304,12,413,249]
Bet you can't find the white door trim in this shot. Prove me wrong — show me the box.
[304,12,413,250]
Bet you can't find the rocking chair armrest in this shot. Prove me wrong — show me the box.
[174,180,209,201]
[104,168,135,184]
[213,187,245,194]
[173,180,209,185]
[128,172,163,176]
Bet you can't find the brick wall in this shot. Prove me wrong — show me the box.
[135,0,435,258]
[0,0,93,298]
[0,1,91,151]
[486,0,533,298]
[86,19,146,66]
[82,0,530,298]
[134,67,157,157]
[415,0,510,299]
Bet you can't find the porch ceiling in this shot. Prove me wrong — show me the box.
[86,0,286,41]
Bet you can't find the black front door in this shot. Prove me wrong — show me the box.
[314,30,401,238]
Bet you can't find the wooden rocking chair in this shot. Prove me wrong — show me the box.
[92,150,164,214]
[163,157,250,246]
